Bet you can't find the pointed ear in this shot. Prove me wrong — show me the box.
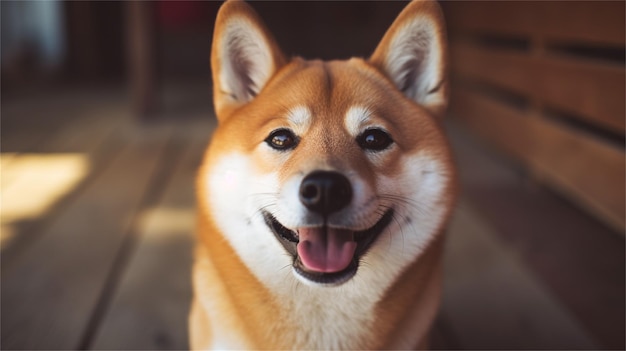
[211,0,286,119]
[369,0,448,117]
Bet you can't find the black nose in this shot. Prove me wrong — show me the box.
[299,171,353,215]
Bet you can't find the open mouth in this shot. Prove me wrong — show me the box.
[262,208,394,286]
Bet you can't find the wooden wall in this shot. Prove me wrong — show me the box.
[443,1,625,232]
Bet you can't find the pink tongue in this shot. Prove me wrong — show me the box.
[297,228,357,273]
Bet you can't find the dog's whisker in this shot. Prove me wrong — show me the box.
[391,212,407,256]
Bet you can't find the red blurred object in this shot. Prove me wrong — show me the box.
[157,1,209,28]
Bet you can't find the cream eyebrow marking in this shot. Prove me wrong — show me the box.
[287,106,312,134]
[344,106,372,137]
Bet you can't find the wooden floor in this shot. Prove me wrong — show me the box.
[2,86,623,350]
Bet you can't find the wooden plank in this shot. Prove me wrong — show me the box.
[445,2,625,47]
[126,1,158,119]
[537,2,625,47]
[1,126,173,349]
[442,201,598,349]
[451,43,532,97]
[450,87,531,162]
[451,42,626,133]
[445,2,535,39]
[538,55,625,134]
[65,2,101,77]
[1,106,128,263]
[1,110,122,193]
[528,117,626,232]
[91,123,210,349]
[1,98,84,157]
[447,120,625,348]
[1,92,130,163]
[451,89,625,231]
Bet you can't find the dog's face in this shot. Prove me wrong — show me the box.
[200,0,455,290]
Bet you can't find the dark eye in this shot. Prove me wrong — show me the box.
[357,128,394,151]
[265,129,298,150]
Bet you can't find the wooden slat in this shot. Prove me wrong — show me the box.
[448,119,626,348]
[451,42,626,133]
[538,56,625,134]
[442,201,598,349]
[127,1,158,118]
[1,97,86,156]
[1,127,172,349]
[450,87,531,162]
[445,2,625,47]
[528,117,626,231]
[1,94,130,159]
[452,88,625,231]
[91,124,210,349]
[445,2,535,39]
[537,2,625,47]
[451,43,531,98]
[1,111,122,195]
[1,107,127,263]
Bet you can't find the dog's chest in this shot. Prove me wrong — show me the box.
[276,288,377,350]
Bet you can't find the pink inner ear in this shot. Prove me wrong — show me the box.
[220,22,273,102]
[380,19,443,105]
[211,0,286,116]
[297,228,357,273]
[368,0,448,115]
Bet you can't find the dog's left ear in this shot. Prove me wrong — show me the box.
[369,0,448,117]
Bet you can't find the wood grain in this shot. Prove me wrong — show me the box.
[91,127,210,350]
[442,201,598,349]
[528,117,625,231]
[445,1,625,46]
[451,42,626,134]
[450,87,531,162]
[452,88,625,232]
[1,127,173,349]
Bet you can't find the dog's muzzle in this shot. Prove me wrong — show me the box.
[263,170,394,286]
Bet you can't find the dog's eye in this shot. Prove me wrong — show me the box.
[357,128,394,151]
[265,129,298,150]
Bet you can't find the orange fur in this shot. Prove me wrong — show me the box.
[191,0,456,349]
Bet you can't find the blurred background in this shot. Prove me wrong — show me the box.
[1,1,624,350]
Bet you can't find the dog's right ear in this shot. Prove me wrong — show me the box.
[211,0,286,120]
[369,0,448,118]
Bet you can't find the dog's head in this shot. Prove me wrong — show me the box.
[200,0,456,289]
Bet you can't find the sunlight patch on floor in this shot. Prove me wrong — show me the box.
[1,153,90,247]
[137,207,195,240]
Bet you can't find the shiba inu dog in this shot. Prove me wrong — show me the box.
[190,0,456,349]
